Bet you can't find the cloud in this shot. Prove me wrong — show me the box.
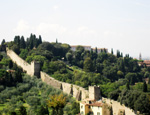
[36,23,67,35]
[104,30,123,38]
[78,26,88,32]
[135,2,146,7]
[53,5,59,10]
[13,20,30,34]
[77,26,96,34]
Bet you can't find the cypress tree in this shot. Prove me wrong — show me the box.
[20,36,26,49]
[143,81,147,92]
[117,50,120,58]
[121,52,123,57]
[29,38,33,49]
[14,36,20,45]
[90,49,93,59]
[9,60,13,69]
[148,77,150,84]
[111,48,113,54]
[39,35,42,44]
[1,39,5,45]
[95,47,98,54]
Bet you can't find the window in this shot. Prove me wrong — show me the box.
[97,112,100,115]
[81,111,84,115]
[81,105,83,109]
[89,112,93,115]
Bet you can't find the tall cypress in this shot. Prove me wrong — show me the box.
[111,48,113,54]
[1,39,5,45]
[143,81,147,92]
[39,35,42,44]
[20,36,26,49]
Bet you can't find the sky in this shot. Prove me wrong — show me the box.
[0,0,150,59]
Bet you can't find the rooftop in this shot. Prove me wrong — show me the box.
[81,98,103,107]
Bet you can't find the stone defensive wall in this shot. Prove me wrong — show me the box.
[103,98,136,115]
[40,71,89,100]
[6,48,136,115]
[6,48,89,100]
[6,48,33,76]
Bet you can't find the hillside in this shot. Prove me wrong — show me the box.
[1,34,150,114]
[0,51,79,115]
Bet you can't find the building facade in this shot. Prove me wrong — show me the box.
[80,99,103,115]
[70,45,108,53]
[80,86,112,115]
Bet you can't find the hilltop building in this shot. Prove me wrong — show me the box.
[80,86,112,115]
[80,99,112,115]
[143,60,150,67]
[138,60,150,67]
[70,45,108,53]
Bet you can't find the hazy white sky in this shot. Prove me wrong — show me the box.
[0,0,150,58]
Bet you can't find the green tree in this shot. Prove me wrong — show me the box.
[38,35,42,44]
[116,50,120,58]
[1,39,5,45]
[0,39,6,51]
[143,81,147,92]
[12,44,20,54]
[70,102,80,114]
[66,52,73,63]
[19,106,27,115]
[148,77,150,84]
[42,61,49,73]
[19,49,28,59]
[0,54,3,61]
[134,94,150,114]
[126,82,130,90]
[14,36,20,45]
[95,47,98,54]
[20,36,26,49]
[47,93,66,115]
[83,57,94,72]
[125,73,137,85]
[117,70,124,78]
[111,48,113,54]
[9,60,13,69]
[37,42,54,51]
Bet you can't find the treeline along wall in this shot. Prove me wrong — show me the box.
[6,48,136,115]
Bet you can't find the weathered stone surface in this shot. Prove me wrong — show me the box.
[40,71,62,89]
[6,48,40,77]
[103,98,136,115]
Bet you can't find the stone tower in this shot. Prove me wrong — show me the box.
[31,61,40,78]
[89,86,101,100]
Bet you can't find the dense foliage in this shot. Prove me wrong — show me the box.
[1,35,150,114]
[0,51,79,115]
